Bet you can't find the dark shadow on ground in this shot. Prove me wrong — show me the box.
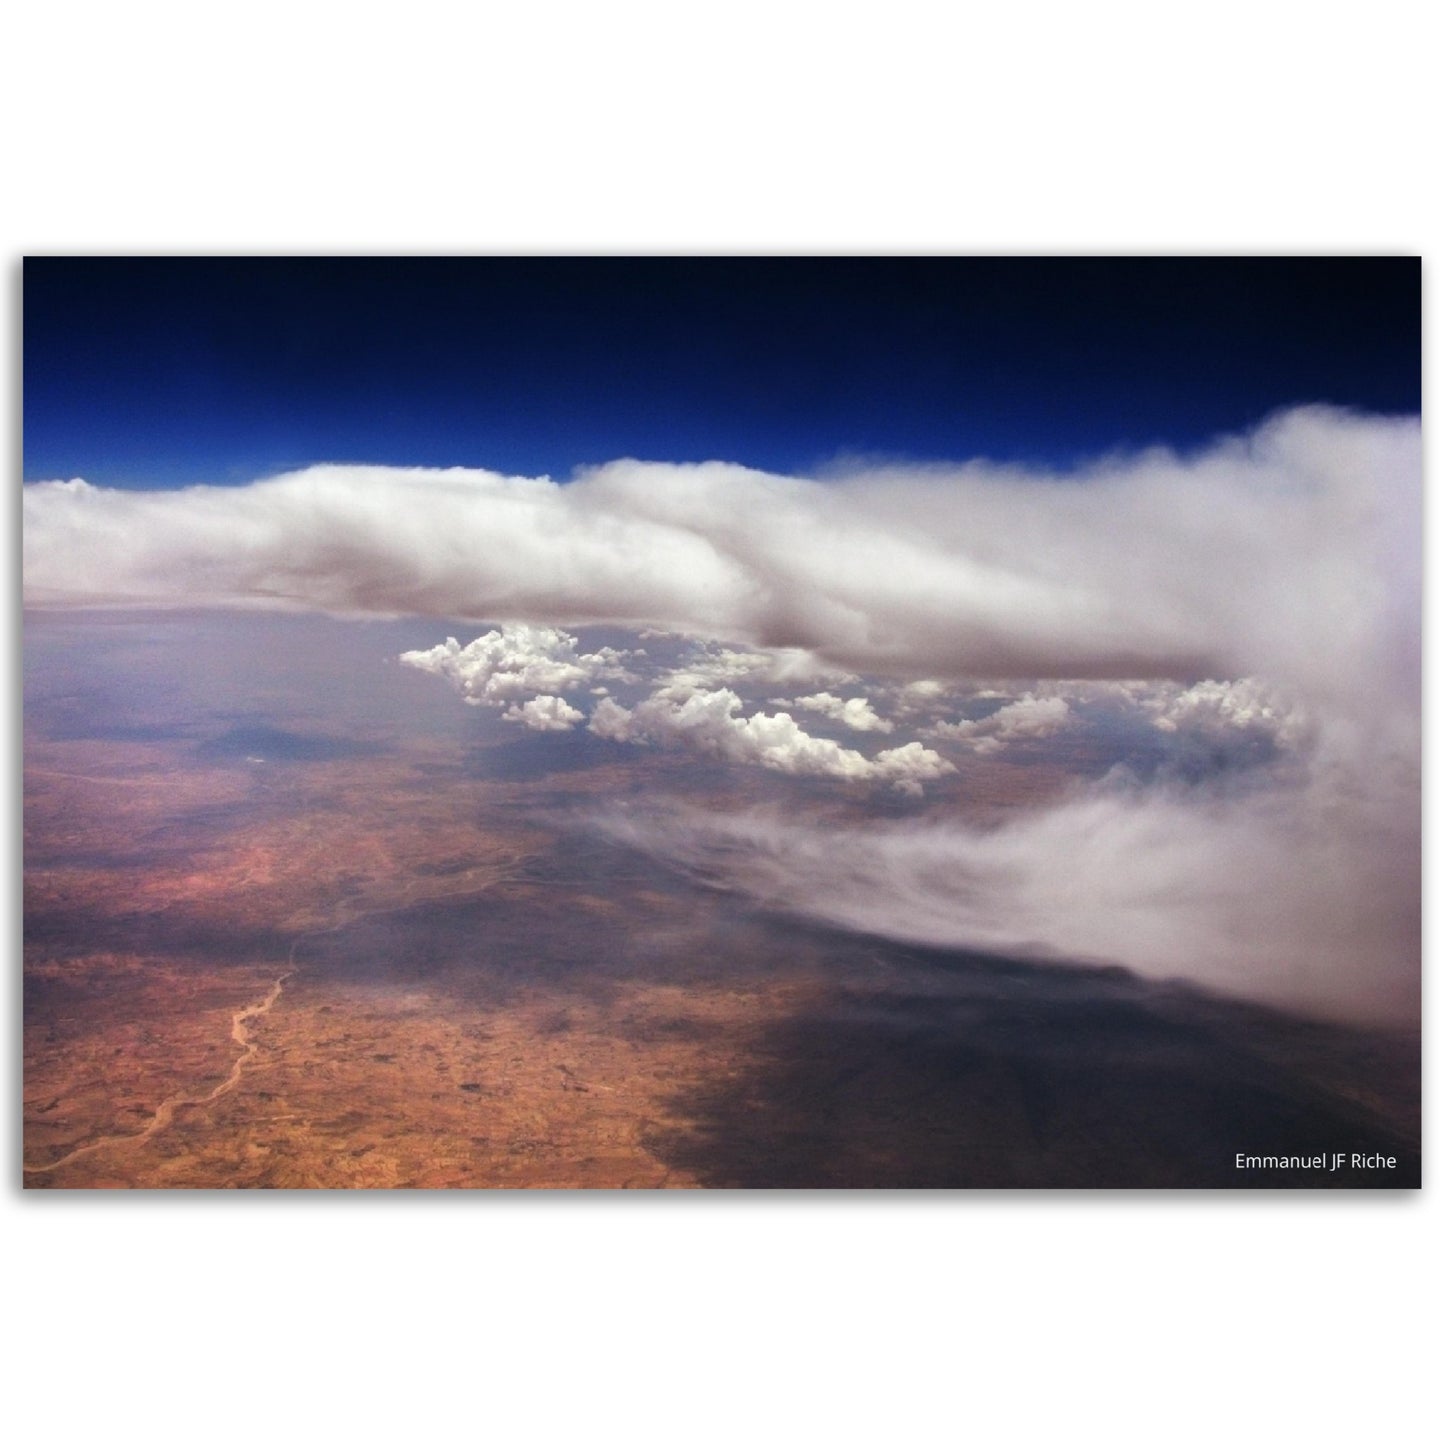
[639,951,1421,1189]
[23,898,294,973]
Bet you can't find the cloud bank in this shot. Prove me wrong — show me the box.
[23,407,1419,705]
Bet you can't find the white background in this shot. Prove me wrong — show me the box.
[4,5,1437,1441]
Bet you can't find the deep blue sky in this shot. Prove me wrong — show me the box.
[23,257,1421,488]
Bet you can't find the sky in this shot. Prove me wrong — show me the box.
[23,257,1421,487]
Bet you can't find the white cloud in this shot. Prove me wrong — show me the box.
[501,694,585,732]
[657,641,856,695]
[931,692,1071,753]
[588,685,951,789]
[787,692,894,732]
[901,680,947,702]
[23,410,1420,721]
[892,678,956,717]
[917,675,1313,762]
[399,623,633,707]
[598,778,1419,1026]
[1141,677,1307,744]
[870,741,958,790]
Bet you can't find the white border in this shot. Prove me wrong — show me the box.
[5,7,1436,1440]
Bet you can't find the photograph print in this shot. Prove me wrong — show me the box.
[21,256,1421,1189]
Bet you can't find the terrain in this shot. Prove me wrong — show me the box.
[22,612,1421,1189]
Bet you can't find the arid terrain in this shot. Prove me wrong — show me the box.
[23,732,705,1187]
[22,613,1421,1189]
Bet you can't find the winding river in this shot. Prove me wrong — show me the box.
[23,859,529,1178]
[23,969,292,1177]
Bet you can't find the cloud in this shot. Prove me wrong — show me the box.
[22,408,1420,710]
[786,692,894,732]
[25,408,1418,1020]
[931,692,1070,753]
[401,627,949,786]
[657,642,856,694]
[598,776,1420,1025]
[892,678,956,716]
[1138,677,1307,744]
[921,677,1303,761]
[399,624,633,706]
[588,687,952,789]
[502,695,585,732]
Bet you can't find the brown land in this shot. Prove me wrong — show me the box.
[23,723,1420,1190]
[24,949,824,1188]
[22,734,830,1187]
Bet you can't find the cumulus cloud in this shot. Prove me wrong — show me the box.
[892,678,958,717]
[932,692,1071,753]
[399,624,633,707]
[401,626,947,787]
[995,676,1313,764]
[501,695,585,732]
[1139,677,1307,744]
[915,675,1313,764]
[588,687,951,790]
[786,692,894,732]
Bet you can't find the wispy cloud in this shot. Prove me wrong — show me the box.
[597,773,1420,1024]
